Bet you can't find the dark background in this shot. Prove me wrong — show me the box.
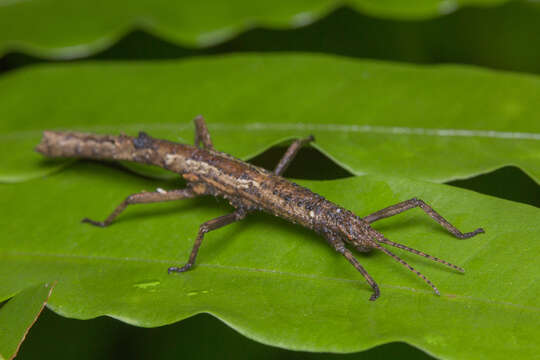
[3,2,539,359]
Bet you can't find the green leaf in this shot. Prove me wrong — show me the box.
[0,283,54,360]
[1,55,539,183]
[1,162,538,359]
[0,0,513,59]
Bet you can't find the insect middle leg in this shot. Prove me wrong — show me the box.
[363,198,484,239]
[168,210,246,273]
[273,135,315,176]
[82,188,196,227]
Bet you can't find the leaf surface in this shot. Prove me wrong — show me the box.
[1,55,539,184]
[0,0,513,58]
[0,283,54,360]
[0,162,538,359]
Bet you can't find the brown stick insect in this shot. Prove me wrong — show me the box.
[36,116,484,301]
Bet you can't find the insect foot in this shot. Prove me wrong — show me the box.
[458,227,485,239]
[369,287,380,302]
[168,264,192,274]
[81,218,107,227]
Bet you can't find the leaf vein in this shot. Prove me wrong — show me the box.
[3,250,539,312]
[2,123,539,140]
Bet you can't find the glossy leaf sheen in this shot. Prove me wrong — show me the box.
[0,55,539,183]
[0,0,512,58]
[0,162,538,359]
[0,283,54,360]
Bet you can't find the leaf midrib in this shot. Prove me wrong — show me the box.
[2,123,540,140]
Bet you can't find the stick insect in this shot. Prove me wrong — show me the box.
[36,116,484,301]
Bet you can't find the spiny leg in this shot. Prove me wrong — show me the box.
[363,198,484,239]
[82,188,196,227]
[372,241,441,296]
[334,241,380,301]
[193,115,214,150]
[168,210,246,273]
[273,135,315,176]
[375,236,464,272]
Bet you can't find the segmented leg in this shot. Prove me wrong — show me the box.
[168,210,246,273]
[273,135,315,176]
[363,198,484,239]
[333,240,380,301]
[373,241,441,296]
[82,188,196,227]
[193,115,214,150]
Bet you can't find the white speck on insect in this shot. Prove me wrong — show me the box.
[337,209,341,213]
[309,210,315,217]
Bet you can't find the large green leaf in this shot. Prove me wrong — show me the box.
[0,283,54,360]
[1,55,539,183]
[1,161,538,359]
[0,0,512,59]
[208,2,540,75]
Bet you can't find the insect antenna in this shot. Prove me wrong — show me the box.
[376,237,464,273]
[372,242,441,296]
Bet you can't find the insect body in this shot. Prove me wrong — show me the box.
[36,116,484,301]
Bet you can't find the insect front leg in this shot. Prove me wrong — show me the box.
[82,188,196,227]
[273,135,315,176]
[168,210,246,273]
[363,198,484,239]
[329,238,380,301]
[193,115,214,150]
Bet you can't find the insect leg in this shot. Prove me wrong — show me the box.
[333,240,380,301]
[168,210,246,273]
[363,198,484,239]
[273,135,315,176]
[82,188,196,227]
[193,115,214,150]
